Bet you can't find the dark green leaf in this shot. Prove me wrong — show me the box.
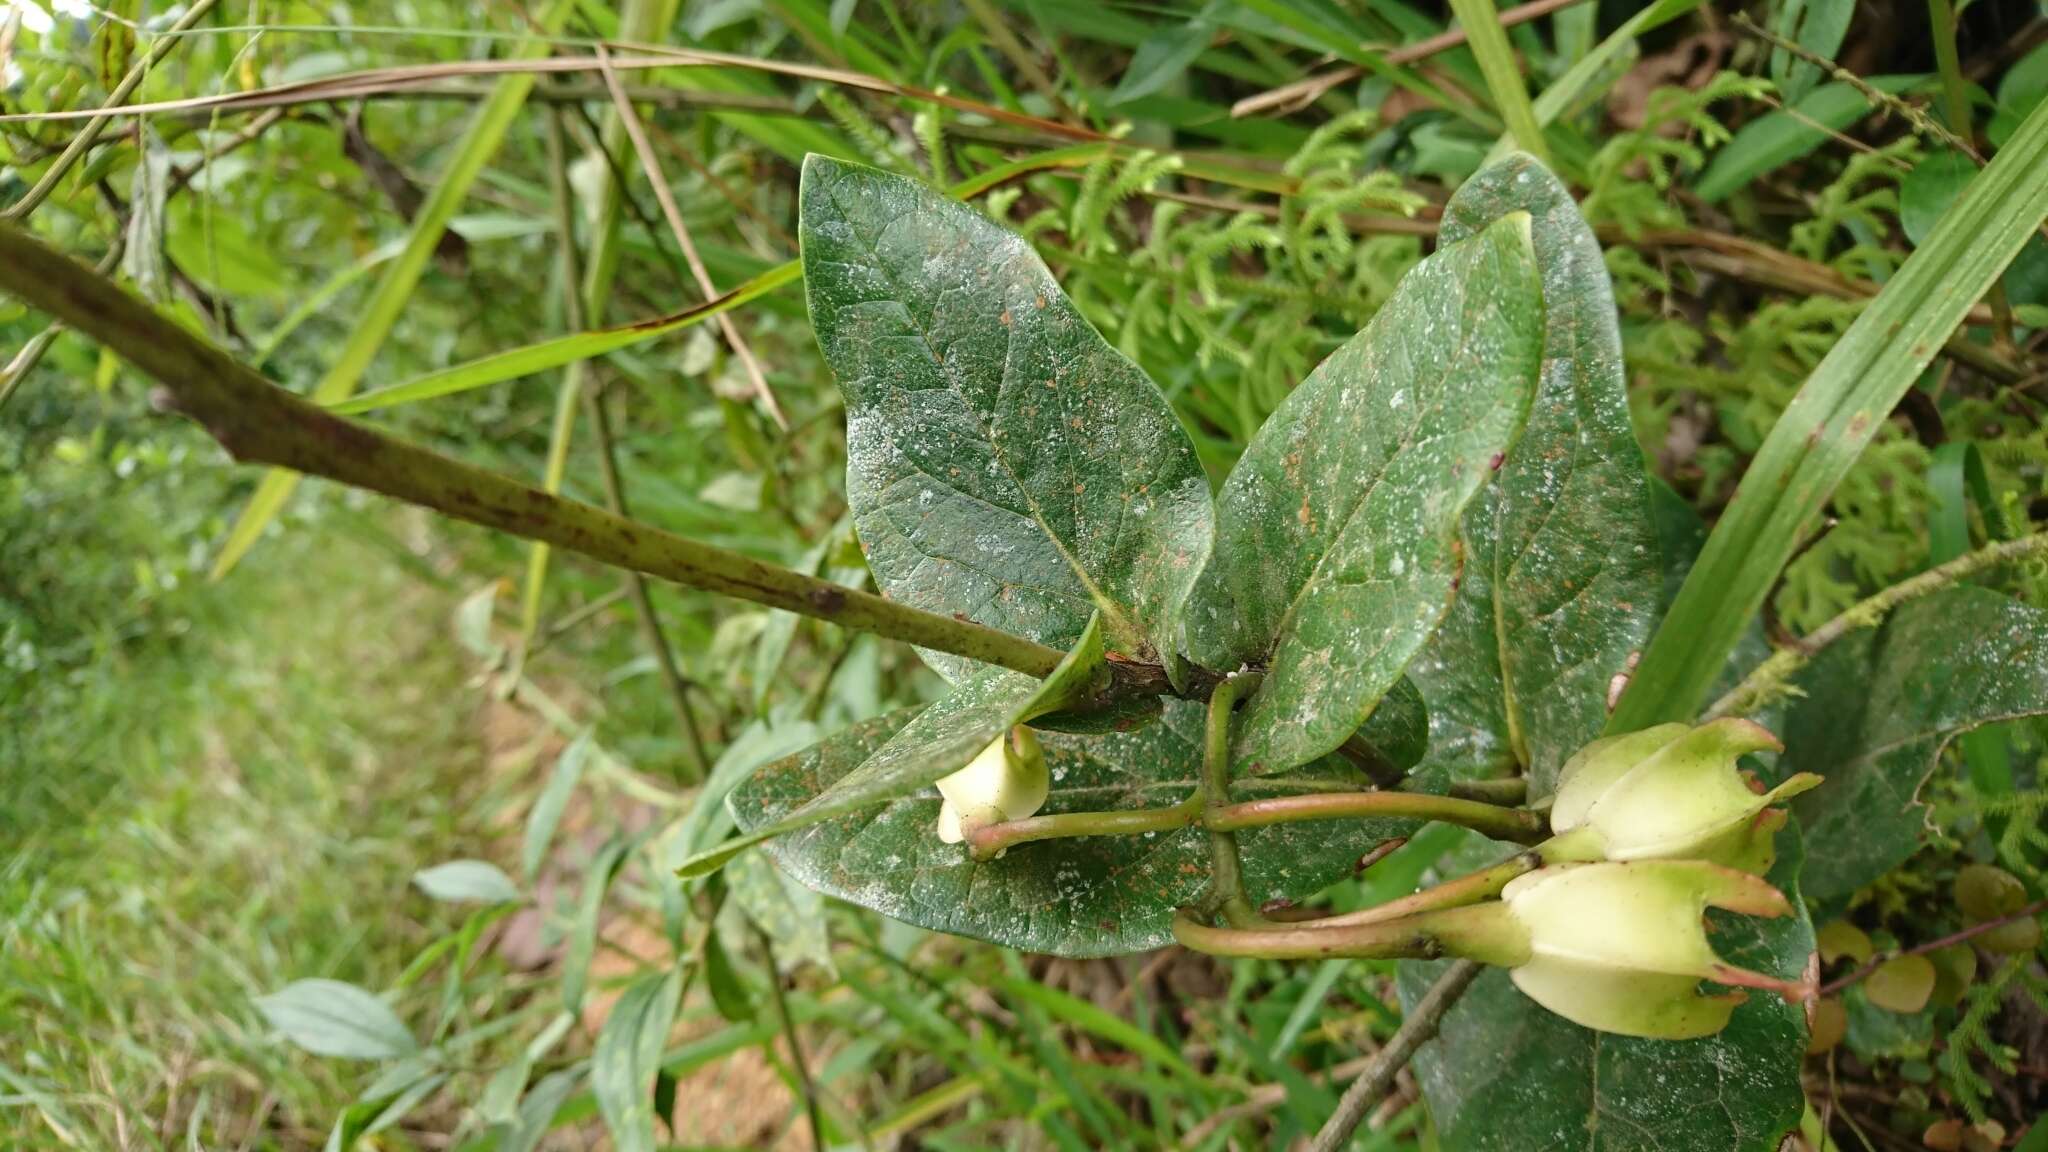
[1646,479,1775,708]
[254,979,418,1061]
[1769,0,1855,102]
[411,859,523,905]
[1188,212,1543,775]
[1109,4,1220,105]
[1350,674,1430,778]
[1786,587,2048,904]
[1407,155,1662,796]
[1900,149,1976,247]
[1403,828,1814,1151]
[592,966,684,1152]
[1694,76,1926,203]
[702,929,756,1023]
[733,700,1422,957]
[1989,42,2048,147]
[677,616,1107,878]
[800,154,1213,681]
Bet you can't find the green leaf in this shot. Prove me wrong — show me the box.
[676,617,1107,878]
[1403,828,1814,1151]
[1406,155,1662,796]
[523,731,593,882]
[1351,673,1430,777]
[732,699,1423,957]
[411,859,522,905]
[1188,212,1543,775]
[1786,587,2048,905]
[701,928,756,1023]
[1109,3,1219,105]
[210,0,578,578]
[727,849,835,975]
[1900,149,1976,247]
[592,965,684,1152]
[1646,479,1775,708]
[1989,41,2048,147]
[501,1069,582,1152]
[563,837,631,1011]
[1694,76,1926,203]
[328,261,804,416]
[1613,95,2048,729]
[800,154,1214,682]
[254,979,418,1061]
[1507,0,1705,163]
[1769,0,1855,102]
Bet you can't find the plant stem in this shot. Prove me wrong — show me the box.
[1203,672,1262,923]
[1172,908,1443,960]
[545,107,711,782]
[753,927,826,1152]
[1171,902,1515,962]
[1818,898,2046,997]
[1307,960,1484,1152]
[967,798,1202,860]
[1209,792,1546,844]
[4,0,221,220]
[593,45,786,430]
[0,220,1074,679]
[1447,776,1528,805]
[967,787,1546,860]
[1708,531,2048,720]
[1310,853,1544,929]
[1924,0,1976,150]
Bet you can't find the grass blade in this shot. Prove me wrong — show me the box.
[209,0,575,579]
[1610,94,2048,730]
[328,262,802,415]
[1448,0,1550,165]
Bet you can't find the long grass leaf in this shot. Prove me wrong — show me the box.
[1448,0,1550,165]
[209,0,576,579]
[1610,95,2048,729]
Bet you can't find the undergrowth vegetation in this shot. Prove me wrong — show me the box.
[3,0,2046,1149]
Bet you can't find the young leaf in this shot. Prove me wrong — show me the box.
[1402,828,1815,1151]
[1785,587,2048,905]
[676,617,1108,878]
[800,154,1214,682]
[1187,211,1543,775]
[411,859,522,905]
[253,979,418,1061]
[1406,155,1661,796]
[592,965,684,1152]
[732,700,1424,957]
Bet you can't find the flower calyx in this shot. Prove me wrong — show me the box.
[1545,719,1820,874]
[936,727,1047,847]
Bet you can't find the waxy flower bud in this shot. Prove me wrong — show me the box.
[936,727,1047,845]
[1499,860,1811,1039]
[1547,719,1820,874]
